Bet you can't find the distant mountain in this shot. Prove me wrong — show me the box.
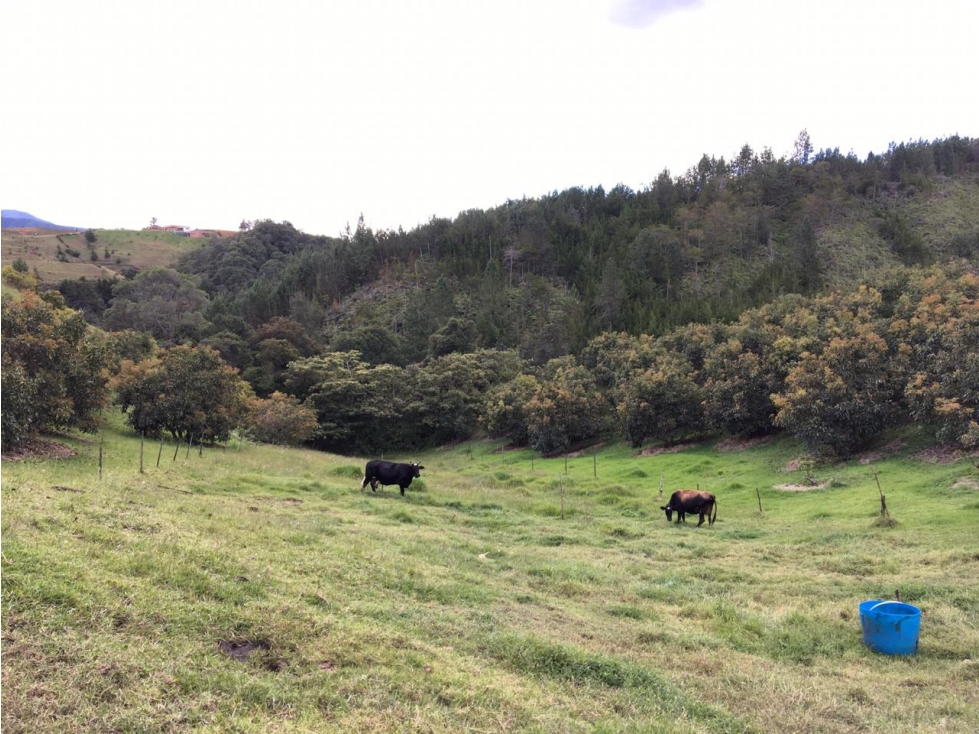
[1,210,81,230]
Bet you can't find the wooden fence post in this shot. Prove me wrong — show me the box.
[873,466,889,517]
[756,487,763,514]
[157,435,164,467]
[139,432,145,474]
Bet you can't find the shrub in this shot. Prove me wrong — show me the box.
[1,291,112,450]
[113,345,253,442]
[248,392,317,446]
[481,374,539,446]
[526,359,608,454]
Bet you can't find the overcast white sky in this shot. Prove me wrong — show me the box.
[2,0,975,236]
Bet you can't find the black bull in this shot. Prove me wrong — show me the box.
[362,460,424,496]
[660,490,717,526]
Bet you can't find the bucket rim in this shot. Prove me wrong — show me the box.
[860,600,921,616]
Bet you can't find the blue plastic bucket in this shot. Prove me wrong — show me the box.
[859,600,921,656]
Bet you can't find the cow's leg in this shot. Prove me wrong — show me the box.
[697,511,706,527]
[400,483,407,496]
[371,479,378,491]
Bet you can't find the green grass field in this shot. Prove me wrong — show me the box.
[2,420,977,733]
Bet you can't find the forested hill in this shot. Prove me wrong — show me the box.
[168,136,979,364]
[6,134,978,458]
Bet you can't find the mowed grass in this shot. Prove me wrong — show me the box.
[2,422,978,733]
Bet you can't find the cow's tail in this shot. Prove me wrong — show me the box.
[709,498,718,526]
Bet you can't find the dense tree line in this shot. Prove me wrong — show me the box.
[1,270,314,450]
[485,264,979,458]
[107,263,979,459]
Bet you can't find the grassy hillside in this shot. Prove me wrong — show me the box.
[3,420,977,733]
[0,229,205,283]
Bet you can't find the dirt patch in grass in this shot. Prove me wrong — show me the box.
[218,639,270,661]
[914,445,979,464]
[1,438,75,462]
[952,478,979,490]
[217,638,284,671]
[715,436,773,452]
[857,439,907,465]
[782,457,805,472]
[774,482,832,492]
[638,442,697,458]
[552,441,607,458]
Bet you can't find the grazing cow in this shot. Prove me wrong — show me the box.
[362,460,424,496]
[660,490,717,527]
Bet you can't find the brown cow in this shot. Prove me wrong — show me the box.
[660,490,717,526]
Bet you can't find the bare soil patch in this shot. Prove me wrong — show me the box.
[781,457,805,472]
[715,435,773,452]
[218,639,269,661]
[774,481,832,492]
[639,442,698,458]
[217,638,284,671]
[541,440,607,459]
[1,438,75,462]
[857,439,907,465]
[952,478,979,491]
[914,445,979,464]
[560,442,607,458]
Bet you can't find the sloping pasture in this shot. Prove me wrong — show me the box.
[2,423,977,733]
[1,228,201,283]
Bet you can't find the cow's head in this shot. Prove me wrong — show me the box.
[660,504,673,522]
[411,462,424,477]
